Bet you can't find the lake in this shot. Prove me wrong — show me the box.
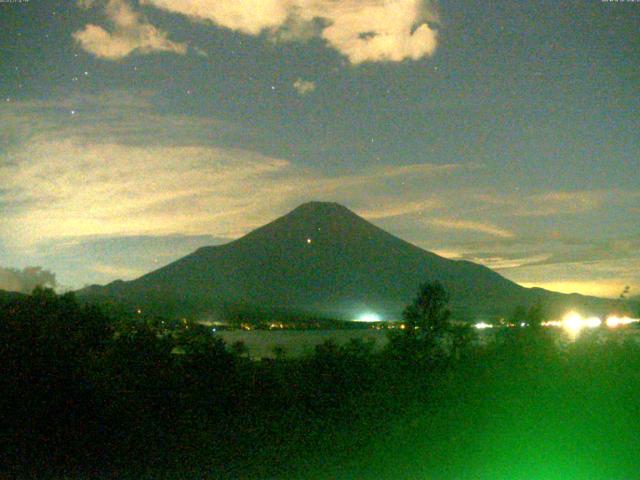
[217,329,389,359]
[217,326,640,359]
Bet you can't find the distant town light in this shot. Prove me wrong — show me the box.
[542,320,562,327]
[355,312,381,323]
[606,315,639,328]
[584,316,602,329]
[561,311,601,338]
[474,322,493,330]
[562,311,584,337]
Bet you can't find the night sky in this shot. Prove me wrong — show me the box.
[0,0,638,297]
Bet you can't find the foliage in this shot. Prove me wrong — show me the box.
[402,280,451,337]
[509,303,547,327]
[2,288,640,479]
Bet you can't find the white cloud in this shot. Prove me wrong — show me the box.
[427,218,515,239]
[73,0,187,60]
[1,137,458,246]
[473,190,612,217]
[293,78,316,95]
[91,262,146,279]
[357,199,440,220]
[513,258,640,299]
[518,280,627,298]
[1,138,291,242]
[0,96,461,249]
[140,0,439,64]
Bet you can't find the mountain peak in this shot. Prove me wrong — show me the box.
[77,198,617,321]
[234,201,371,247]
[290,201,355,216]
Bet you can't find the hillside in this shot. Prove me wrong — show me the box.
[79,202,616,321]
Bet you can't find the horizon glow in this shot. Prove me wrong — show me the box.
[354,312,382,323]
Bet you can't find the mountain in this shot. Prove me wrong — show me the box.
[79,202,617,321]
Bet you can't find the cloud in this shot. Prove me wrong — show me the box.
[464,253,551,270]
[427,218,515,238]
[514,191,607,217]
[510,256,640,299]
[73,0,187,60]
[357,199,440,220]
[447,233,640,274]
[0,95,463,250]
[0,266,57,293]
[91,263,145,279]
[1,138,291,242]
[293,78,316,95]
[473,190,611,217]
[439,231,640,298]
[515,235,640,268]
[0,90,244,150]
[518,280,631,299]
[140,0,439,64]
[19,234,226,288]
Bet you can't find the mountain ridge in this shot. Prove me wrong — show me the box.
[79,201,618,321]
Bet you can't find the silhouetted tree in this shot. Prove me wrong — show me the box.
[509,305,527,326]
[450,323,476,360]
[525,304,545,328]
[402,280,451,338]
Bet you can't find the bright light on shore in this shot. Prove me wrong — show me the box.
[562,312,583,336]
[606,316,639,328]
[584,317,602,329]
[542,320,562,327]
[354,312,381,323]
[474,322,493,330]
[559,311,601,338]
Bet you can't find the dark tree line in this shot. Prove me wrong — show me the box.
[2,283,640,479]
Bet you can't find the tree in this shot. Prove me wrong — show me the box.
[402,280,451,338]
[509,304,545,328]
[509,305,527,326]
[231,340,249,358]
[525,304,545,328]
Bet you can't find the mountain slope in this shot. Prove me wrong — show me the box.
[79,202,615,321]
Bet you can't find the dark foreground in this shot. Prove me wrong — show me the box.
[2,289,640,479]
